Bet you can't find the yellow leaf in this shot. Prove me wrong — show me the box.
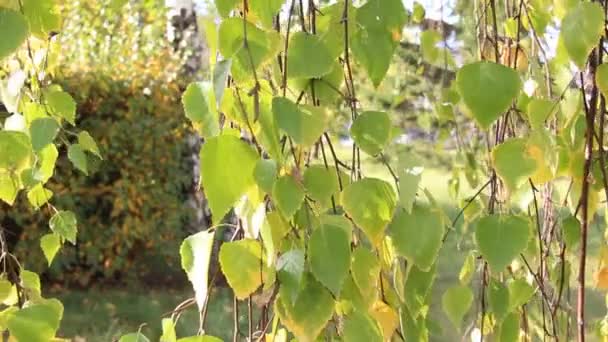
[596,267,608,289]
[369,301,399,340]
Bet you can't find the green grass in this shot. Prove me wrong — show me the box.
[54,286,254,341]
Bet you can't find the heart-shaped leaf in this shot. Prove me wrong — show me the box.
[475,215,531,272]
[456,61,521,129]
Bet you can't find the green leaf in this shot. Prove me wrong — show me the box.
[22,270,40,295]
[508,278,535,311]
[412,1,426,23]
[67,144,88,175]
[350,111,391,156]
[489,280,510,322]
[119,333,151,342]
[498,313,520,342]
[215,0,239,17]
[459,252,476,285]
[441,285,473,330]
[0,173,20,205]
[49,210,77,244]
[0,131,32,172]
[275,273,334,342]
[389,205,444,271]
[420,30,441,63]
[77,131,102,159]
[0,8,28,60]
[7,298,63,342]
[160,318,176,342]
[182,82,219,138]
[212,59,231,106]
[560,2,604,68]
[309,216,351,296]
[287,32,334,79]
[596,63,608,97]
[475,215,531,272]
[491,138,537,192]
[351,0,405,87]
[277,249,305,305]
[342,310,383,342]
[456,61,521,129]
[526,98,555,129]
[21,0,61,38]
[180,230,215,310]
[272,97,328,147]
[562,214,581,248]
[403,264,435,318]
[218,18,280,78]
[340,178,396,245]
[30,117,59,152]
[27,183,52,209]
[260,211,289,265]
[35,144,57,183]
[254,159,277,194]
[357,0,407,33]
[351,27,396,88]
[351,247,380,299]
[177,336,223,342]
[249,0,283,28]
[272,174,305,220]
[303,165,339,208]
[45,90,76,125]
[219,239,265,299]
[40,233,61,266]
[200,134,259,221]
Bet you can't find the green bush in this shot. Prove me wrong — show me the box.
[8,0,203,285]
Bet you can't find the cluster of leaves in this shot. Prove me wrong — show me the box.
[9,0,200,284]
[0,0,103,340]
[157,0,608,341]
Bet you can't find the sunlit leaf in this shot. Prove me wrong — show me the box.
[219,239,265,299]
[275,274,334,342]
[40,233,61,266]
[340,178,396,245]
[491,138,537,192]
[182,82,219,138]
[560,2,604,68]
[45,90,76,125]
[200,134,259,222]
[272,97,328,147]
[27,183,52,209]
[7,298,63,342]
[180,230,215,310]
[49,210,77,244]
[0,8,28,60]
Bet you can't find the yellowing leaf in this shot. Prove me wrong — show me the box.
[219,239,265,299]
[369,301,399,340]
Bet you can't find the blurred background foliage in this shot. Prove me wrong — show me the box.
[5,0,203,286]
